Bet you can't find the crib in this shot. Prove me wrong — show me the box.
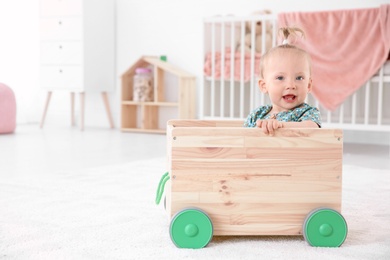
[201,13,390,134]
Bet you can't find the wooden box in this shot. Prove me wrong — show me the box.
[165,120,343,237]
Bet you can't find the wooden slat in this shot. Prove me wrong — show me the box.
[172,178,341,193]
[173,202,340,215]
[173,190,340,210]
[170,126,342,138]
[170,130,342,148]
[212,223,302,236]
[155,67,164,102]
[171,158,341,175]
[142,105,158,129]
[246,147,341,159]
[178,78,196,119]
[244,134,342,148]
[172,133,341,148]
[170,167,341,180]
[121,105,137,129]
[143,56,195,78]
[172,147,247,159]
[172,191,341,205]
[172,191,340,206]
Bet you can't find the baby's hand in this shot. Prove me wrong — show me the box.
[256,119,284,136]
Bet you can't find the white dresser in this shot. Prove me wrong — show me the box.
[39,0,115,130]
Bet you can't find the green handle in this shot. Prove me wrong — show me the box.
[155,172,170,205]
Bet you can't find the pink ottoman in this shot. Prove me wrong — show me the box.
[0,83,16,134]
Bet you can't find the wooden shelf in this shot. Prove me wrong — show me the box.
[121,56,196,133]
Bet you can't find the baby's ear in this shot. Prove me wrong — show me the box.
[307,78,313,93]
[258,79,268,93]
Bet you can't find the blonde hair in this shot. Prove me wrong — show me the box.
[260,27,311,78]
[279,27,305,44]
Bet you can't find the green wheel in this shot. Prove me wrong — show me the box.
[169,208,213,249]
[303,208,348,247]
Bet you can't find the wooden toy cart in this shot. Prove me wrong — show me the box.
[156,120,347,248]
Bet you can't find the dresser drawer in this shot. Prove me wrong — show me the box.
[40,65,83,90]
[40,41,82,65]
[41,0,82,16]
[40,17,82,41]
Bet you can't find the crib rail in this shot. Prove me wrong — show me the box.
[202,14,277,119]
[202,15,390,132]
[308,67,390,132]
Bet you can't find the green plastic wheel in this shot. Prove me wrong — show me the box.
[169,208,213,249]
[303,208,348,247]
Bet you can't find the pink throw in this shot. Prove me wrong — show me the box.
[204,48,262,82]
[278,5,390,111]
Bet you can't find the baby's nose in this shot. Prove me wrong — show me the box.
[286,79,296,89]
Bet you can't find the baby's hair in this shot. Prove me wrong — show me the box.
[279,27,305,45]
[259,26,311,78]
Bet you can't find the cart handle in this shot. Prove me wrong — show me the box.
[155,172,170,205]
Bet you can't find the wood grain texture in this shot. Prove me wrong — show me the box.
[166,120,343,236]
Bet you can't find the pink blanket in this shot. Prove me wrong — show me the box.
[278,5,390,111]
[204,48,261,82]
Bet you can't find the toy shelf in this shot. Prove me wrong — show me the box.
[121,56,196,133]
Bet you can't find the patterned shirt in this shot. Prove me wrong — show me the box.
[244,103,321,128]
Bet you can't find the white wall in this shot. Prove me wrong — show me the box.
[0,0,40,124]
[1,0,389,142]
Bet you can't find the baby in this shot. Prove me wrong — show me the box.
[244,27,321,135]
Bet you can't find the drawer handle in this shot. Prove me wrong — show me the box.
[59,69,63,73]
[58,21,62,25]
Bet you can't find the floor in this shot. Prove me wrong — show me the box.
[0,124,167,178]
[0,124,389,179]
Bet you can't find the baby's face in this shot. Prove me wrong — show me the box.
[259,49,312,113]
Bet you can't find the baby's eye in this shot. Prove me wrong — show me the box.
[296,76,304,80]
[276,76,284,80]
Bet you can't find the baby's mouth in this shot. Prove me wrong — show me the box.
[283,94,296,102]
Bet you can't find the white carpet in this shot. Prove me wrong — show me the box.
[0,157,389,260]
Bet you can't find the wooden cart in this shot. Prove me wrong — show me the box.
[156,120,347,248]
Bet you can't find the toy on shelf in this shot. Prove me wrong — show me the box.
[133,68,154,102]
[156,120,348,248]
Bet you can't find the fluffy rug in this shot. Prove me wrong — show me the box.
[0,157,389,259]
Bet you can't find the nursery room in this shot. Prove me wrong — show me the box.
[0,0,390,258]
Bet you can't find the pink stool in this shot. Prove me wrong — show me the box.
[0,83,16,134]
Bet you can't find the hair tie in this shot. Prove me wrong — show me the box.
[282,39,288,45]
